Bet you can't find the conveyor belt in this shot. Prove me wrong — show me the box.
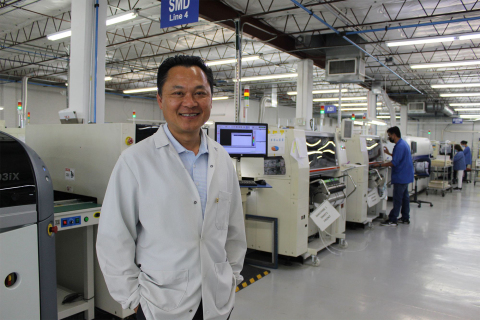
[54,202,101,214]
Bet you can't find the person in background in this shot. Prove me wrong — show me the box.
[453,144,466,191]
[372,126,414,227]
[461,141,472,181]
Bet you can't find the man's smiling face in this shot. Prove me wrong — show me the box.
[157,65,212,137]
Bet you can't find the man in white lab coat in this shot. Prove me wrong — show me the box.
[96,55,247,320]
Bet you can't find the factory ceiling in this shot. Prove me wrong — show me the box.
[0,0,479,116]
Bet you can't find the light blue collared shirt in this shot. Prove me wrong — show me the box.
[164,124,209,218]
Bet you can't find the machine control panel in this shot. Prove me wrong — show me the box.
[55,209,101,231]
[61,216,81,228]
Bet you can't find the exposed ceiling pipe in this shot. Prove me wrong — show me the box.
[290,0,423,95]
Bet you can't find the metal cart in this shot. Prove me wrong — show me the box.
[427,164,453,197]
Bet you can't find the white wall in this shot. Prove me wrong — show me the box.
[0,82,163,127]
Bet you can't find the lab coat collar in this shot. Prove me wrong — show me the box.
[154,124,209,156]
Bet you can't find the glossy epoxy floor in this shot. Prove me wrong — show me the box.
[231,183,480,320]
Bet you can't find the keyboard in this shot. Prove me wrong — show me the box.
[239,180,257,186]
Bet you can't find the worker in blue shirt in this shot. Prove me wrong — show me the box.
[461,141,472,181]
[453,144,466,190]
[372,126,414,227]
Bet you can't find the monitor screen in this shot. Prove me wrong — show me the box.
[215,122,268,157]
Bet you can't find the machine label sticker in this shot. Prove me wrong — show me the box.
[367,188,380,207]
[65,168,75,181]
[66,186,73,192]
[310,201,340,231]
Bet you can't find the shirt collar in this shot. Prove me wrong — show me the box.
[163,124,208,155]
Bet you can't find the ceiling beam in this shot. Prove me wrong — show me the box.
[198,0,325,68]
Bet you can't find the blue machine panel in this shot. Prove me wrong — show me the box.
[60,216,81,228]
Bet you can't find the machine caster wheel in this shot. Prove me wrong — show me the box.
[312,256,320,267]
[426,191,428,196]
[442,192,445,197]
[418,204,421,208]
[430,203,433,207]
[339,239,348,249]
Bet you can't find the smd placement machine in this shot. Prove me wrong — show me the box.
[240,125,353,266]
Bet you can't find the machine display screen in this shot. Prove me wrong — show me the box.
[366,138,383,162]
[0,132,36,208]
[306,135,337,169]
[215,123,268,157]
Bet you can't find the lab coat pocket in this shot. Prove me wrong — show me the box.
[214,261,234,309]
[138,269,189,312]
[215,191,231,230]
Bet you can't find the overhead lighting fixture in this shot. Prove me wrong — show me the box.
[106,11,138,26]
[206,55,260,66]
[47,11,138,41]
[459,114,480,119]
[368,120,387,126]
[386,36,455,47]
[353,121,364,126]
[377,115,401,119]
[212,96,229,100]
[387,32,480,47]
[47,29,72,41]
[287,89,348,95]
[331,102,382,107]
[105,76,113,81]
[450,103,480,106]
[123,87,157,94]
[313,96,367,102]
[440,93,480,97]
[431,83,480,88]
[232,73,298,82]
[341,107,367,111]
[454,108,480,111]
[0,107,4,111]
[410,59,480,69]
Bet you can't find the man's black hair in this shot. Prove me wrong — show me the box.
[461,140,468,145]
[157,55,214,96]
[387,126,401,138]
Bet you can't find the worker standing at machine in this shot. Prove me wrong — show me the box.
[453,144,466,191]
[372,126,414,227]
[96,55,247,320]
[461,141,472,182]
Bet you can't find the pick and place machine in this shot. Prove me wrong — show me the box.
[0,131,57,320]
[344,134,388,226]
[235,123,352,265]
[24,123,158,319]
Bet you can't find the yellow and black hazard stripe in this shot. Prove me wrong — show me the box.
[235,270,270,292]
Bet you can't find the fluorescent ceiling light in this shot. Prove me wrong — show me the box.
[450,103,480,106]
[368,120,387,126]
[106,11,138,26]
[440,93,480,97]
[386,36,455,47]
[212,96,229,100]
[47,29,72,41]
[432,83,480,88]
[105,76,113,81]
[341,108,367,111]
[123,87,157,94]
[206,55,260,66]
[287,89,348,95]
[387,32,480,47]
[459,114,480,118]
[410,59,480,69]
[233,73,298,82]
[354,121,364,126]
[47,12,138,41]
[0,107,4,110]
[313,96,367,102]
[454,108,480,111]
[331,102,382,107]
[378,115,401,119]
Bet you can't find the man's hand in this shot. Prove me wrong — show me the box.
[384,146,391,156]
[135,305,139,313]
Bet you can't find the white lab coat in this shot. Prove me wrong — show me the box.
[96,126,247,320]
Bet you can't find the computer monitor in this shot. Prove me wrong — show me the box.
[215,122,268,157]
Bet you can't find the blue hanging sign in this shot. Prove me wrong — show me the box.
[452,118,463,124]
[161,0,199,28]
[324,105,337,114]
